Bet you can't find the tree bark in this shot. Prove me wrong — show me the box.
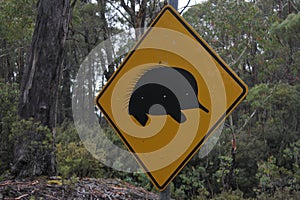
[12,0,72,177]
[120,0,148,39]
[57,57,73,124]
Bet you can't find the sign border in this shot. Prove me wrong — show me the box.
[95,5,248,191]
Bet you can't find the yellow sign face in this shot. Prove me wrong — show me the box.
[95,5,248,191]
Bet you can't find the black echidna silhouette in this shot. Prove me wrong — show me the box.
[128,66,209,126]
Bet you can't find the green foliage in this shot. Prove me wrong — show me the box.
[245,83,272,109]
[56,121,106,179]
[173,161,210,199]
[271,13,300,44]
[184,0,300,85]
[255,153,300,199]
[183,0,270,85]
[236,82,300,197]
[0,0,36,43]
[123,171,153,191]
[0,0,37,83]
[0,81,19,174]
[261,12,300,83]
[213,155,237,190]
[10,117,55,177]
[55,122,154,191]
[212,189,244,200]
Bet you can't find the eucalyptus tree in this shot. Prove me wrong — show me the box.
[12,0,74,177]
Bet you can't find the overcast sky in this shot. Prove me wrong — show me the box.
[178,0,206,11]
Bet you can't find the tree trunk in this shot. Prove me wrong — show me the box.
[57,56,73,124]
[12,0,72,177]
[120,0,148,40]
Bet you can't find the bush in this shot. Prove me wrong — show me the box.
[0,82,19,175]
[56,121,106,178]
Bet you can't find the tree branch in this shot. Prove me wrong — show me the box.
[180,0,191,14]
[229,45,248,66]
[120,0,135,18]
[108,0,133,26]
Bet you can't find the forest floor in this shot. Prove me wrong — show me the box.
[0,177,159,200]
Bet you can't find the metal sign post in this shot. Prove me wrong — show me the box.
[159,1,177,199]
[168,0,178,10]
[160,183,171,200]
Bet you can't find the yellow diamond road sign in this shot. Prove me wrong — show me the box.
[95,5,248,191]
